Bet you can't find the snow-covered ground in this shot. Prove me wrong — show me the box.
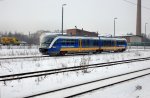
[0,47,150,98]
[77,73,150,98]
[1,49,150,76]
[0,45,40,57]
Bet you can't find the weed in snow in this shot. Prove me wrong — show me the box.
[136,96,140,98]
[35,63,41,67]
[3,81,7,86]
[32,58,38,61]
[80,56,91,73]
[35,76,47,85]
[134,51,141,57]
[0,64,12,72]
[61,63,67,68]
[135,85,142,91]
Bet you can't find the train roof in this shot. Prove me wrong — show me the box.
[54,35,127,41]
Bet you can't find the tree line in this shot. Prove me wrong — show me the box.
[0,31,41,45]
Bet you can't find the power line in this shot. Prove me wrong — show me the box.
[123,0,137,5]
[123,0,150,10]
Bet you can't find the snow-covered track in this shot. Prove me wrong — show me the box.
[0,49,149,60]
[0,52,115,60]
[24,67,150,98]
[0,55,49,60]
[1,57,150,82]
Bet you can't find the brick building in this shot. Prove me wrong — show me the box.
[116,35,142,43]
[66,29,98,37]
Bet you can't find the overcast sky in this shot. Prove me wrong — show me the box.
[0,0,149,36]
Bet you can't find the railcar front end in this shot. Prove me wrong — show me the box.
[39,35,59,55]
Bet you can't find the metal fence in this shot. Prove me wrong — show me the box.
[128,42,150,49]
[128,42,150,46]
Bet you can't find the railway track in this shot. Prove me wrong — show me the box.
[24,67,150,98]
[0,49,148,60]
[0,52,114,60]
[0,55,49,60]
[0,57,150,81]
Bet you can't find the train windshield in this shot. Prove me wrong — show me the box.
[40,35,56,48]
[41,36,55,44]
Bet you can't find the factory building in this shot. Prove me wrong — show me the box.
[116,35,142,43]
[66,29,98,37]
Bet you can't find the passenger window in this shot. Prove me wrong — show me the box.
[53,41,58,46]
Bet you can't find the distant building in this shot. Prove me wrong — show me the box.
[66,29,98,37]
[116,35,142,43]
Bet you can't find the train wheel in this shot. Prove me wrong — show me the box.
[59,51,66,56]
[98,50,102,53]
[114,50,119,53]
[121,49,125,52]
[95,50,100,54]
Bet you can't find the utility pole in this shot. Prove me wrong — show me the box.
[62,4,67,35]
[75,26,77,36]
[145,23,148,41]
[114,17,117,37]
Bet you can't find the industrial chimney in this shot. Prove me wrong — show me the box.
[136,0,141,36]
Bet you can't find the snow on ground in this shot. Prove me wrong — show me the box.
[0,45,40,57]
[31,61,150,98]
[77,75,150,98]
[0,48,150,98]
[0,55,150,98]
[0,49,150,76]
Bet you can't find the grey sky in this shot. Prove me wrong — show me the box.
[0,0,149,36]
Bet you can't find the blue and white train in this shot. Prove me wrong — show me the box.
[39,35,127,56]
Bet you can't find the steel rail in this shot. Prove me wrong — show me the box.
[1,57,150,81]
[24,67,150,98]
[0,49,147,60]
[0,55,49,60]
[65,71,150,98]
[0,52,113,60]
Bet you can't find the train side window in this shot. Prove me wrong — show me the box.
[120,41,122,45]
[72,39,75,45]
[61,39,66,46]
[82,39,85,47]
[103,40,106,46]
[83,39,89,47]
[89,40,93,47]
[111,40,115,46]
[66,39,69,45]
[101,40,104,46]
[107,40,109,46]
[53,40,58,46]
[107,40,111,46]
[93,40,98,46]
[87,40,89,47]
[111,40,114,46]
[105,40,108,46]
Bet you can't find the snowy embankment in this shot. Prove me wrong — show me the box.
[0,48,150,98]
[0,49,150,98]
[0,45,40,57]
[0,49,150,76]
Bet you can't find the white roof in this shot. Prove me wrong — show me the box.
[55,36,126,41]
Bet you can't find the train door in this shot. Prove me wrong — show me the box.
[114,39,117,51]
[51,39,61,53]
[79,39,82,52]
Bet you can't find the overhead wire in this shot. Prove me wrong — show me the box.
[123,0,150,11]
